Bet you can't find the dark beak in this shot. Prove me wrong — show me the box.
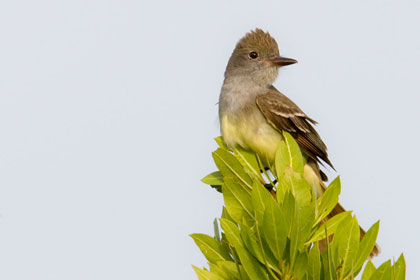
[269,56,298,67]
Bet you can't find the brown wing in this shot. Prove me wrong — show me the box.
[256,88,334,171]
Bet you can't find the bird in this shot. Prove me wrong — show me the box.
[218,28,379,256]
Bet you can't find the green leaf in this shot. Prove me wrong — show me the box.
[262,196,288,260]
[240,224,282,279]
[195,135,406,280]
[213,218,221,242]
[219,218,242,249]
[233,146,264,181]
[362,261,376,280]
[275,131,305,177]
[306,211,352,245]
[288,198,300,266]
[292,252,308,280]
[220,232,230,253]
[193,266,225,280]
[353,221,380,274]
[253,186,288,279]
[222,177,255,226]
[215,136,230,150]
[370,260,392,280]
[315,176,341,225]
[209,263,229,279]
[239,265,251,280]
[209,261,241,279]
[221,207,235,223]
[308,243,321,280]
[297,205,315,250]
[202,171,224,186]
[235,245,269,280]
[336,216,360,278]
[261,237,282,275]
[213,148,253,192]
[278,169,312,206]
[281,192,296,236]
[190,234,232,263]
[210,185,222,193]
[393,253,406,280]
[321,249,337,280]
[240,224,264,263]
[251,180,274,228]
[289,204,314,264]
[324,224,337,280]
[220,218,269,280]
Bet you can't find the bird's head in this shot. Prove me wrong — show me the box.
[225,28,297,86]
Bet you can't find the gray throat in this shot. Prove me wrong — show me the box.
[219,75,269,118]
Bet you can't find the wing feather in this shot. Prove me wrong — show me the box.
[256,88,334,170]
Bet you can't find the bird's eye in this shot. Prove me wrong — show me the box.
[249,51,258,59]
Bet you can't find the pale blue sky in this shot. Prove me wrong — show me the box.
[0,0,419,279]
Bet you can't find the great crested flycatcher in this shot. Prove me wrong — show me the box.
[218,28,379,256]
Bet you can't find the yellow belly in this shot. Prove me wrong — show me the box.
[221,110,282,165]
[221,111,324,194]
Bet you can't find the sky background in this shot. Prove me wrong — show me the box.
[0,0,419,279]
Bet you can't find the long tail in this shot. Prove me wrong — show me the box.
[305,159,381,257]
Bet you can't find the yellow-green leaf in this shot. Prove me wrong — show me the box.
[278,169,312,207]
[222,177,254,226]
[213,261,240,279]
[306,211,352,245]
[219,218,242,249]
[219,218,269,280]
[289,204,314,264]
[292,252,308,280]
[193,266,225,280]
[370,260,392,280]
[235,245,269,280]
[315,176,341,224]
[275,131,304,177]
[190,234,231,263]
[354,221,380,275]
[213,148,253,191]
[262,197,287,260]
[214,136,230,150]
[393,254,406,280]
[281,192,296,236]
[308,242,321,280]
[202,171,224,185]
[361,261,376,280]
[233,146,263,181]
[240,225,264,263]
[337,216,360,278]
[251,180,274,228]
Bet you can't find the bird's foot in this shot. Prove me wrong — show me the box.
[264,184,274,191]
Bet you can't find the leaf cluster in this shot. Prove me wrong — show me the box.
[193,133,405,280]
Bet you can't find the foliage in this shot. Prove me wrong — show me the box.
[192,133,405,280]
